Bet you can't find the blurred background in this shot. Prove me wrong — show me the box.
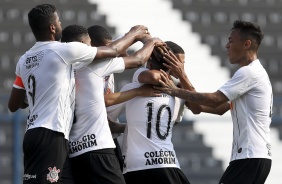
[0,0,281,183]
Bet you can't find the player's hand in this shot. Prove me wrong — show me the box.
[137,84,162,97]
[151,44,169,63]
[163,50,186,79]
[154,44,170,54]
[153,70,178,96]
[128,25,151,42]
[151,38,167,47]
[140,32,152,44]
[143,37,166,48]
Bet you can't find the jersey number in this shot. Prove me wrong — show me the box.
[27,75,36,105]
[146,102,172,140]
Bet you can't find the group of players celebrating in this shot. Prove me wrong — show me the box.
[8,3,272,184]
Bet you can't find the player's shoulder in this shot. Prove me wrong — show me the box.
[54,42,94,52]
[121,82,142,92]
[135,67,148,74]
[17,54,27,64]
[132,67,148,82]
[53,42,82,51]
[235,65,260,80]
[37,41,65,51]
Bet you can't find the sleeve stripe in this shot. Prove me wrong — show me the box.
[14,75,25,89]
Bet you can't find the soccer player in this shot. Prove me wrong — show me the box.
[61,24,163,184]
[156,20,272,184]
[87,25,126,170]
[7,4,150,184]
[107,45,191,184]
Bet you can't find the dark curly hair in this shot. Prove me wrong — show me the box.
[28,4,57,37]
[87,25,112,46]
[165,41,184,54]
[61,24,88,42]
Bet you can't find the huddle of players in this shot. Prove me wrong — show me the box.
[61,24,191,184]
[9,3,272,184]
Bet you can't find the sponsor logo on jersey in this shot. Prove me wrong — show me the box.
[46,166,60,183]
[144,149,176,166]
[23,174,36,181]
[26,114,38,129]
[266,143,272,156]
[24,51,44,69]
[69,133,97,154]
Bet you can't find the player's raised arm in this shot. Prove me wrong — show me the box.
[94,25,150,60]
[123,38,166,69]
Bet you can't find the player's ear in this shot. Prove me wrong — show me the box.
[244,40,251,49]
[49,24,56,34]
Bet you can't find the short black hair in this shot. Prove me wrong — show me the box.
[232,20,264,50]
[87,25,112,46]
[28,4,57,37]
[61,24,88,42]
[165,41,185,54]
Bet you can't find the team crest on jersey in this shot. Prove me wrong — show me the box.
[104,75,110,81]
[46,166,60,183]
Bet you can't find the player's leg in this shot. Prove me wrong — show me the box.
[60,156,75,184]
[124,168,190,184]
[219,158,271,184]
[23,128,68,184]
[113,138,124,171]
[70,148,125,184]
[252,158,271,184]
[124,170,147,184]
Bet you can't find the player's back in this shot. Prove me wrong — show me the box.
[121,82,183,173]
[16,41,95,139]
[17,42,75,134]
[69,57,124,157]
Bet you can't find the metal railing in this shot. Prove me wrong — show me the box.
[0,94,25,184]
